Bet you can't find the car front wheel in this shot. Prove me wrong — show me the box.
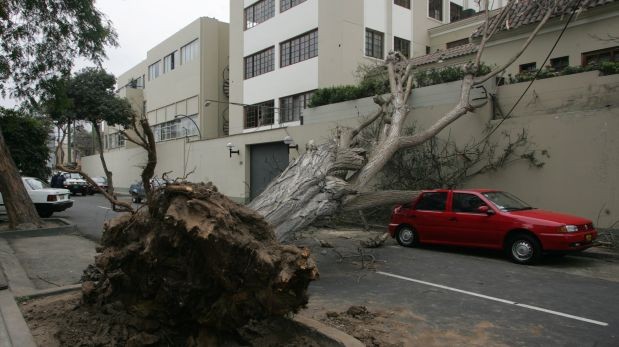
[396,226,418,247]
[507,234,541,265]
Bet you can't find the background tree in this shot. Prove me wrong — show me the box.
[0,0,117,228]
[249,0,587,240]
[0,108,52,179]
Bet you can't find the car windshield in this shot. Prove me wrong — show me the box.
[65,173,83,179]
[93,177,106,183]
[25,178,50,190]
[482,191,533,212]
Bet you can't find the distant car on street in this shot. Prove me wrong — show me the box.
[129,178,168,203]
[0,177,73,218]
[61,172,92,196]
[90,176,109,193]
[388,189,597,264]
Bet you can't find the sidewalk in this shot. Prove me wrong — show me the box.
[0,221,96,347]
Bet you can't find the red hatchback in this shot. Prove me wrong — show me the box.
[388,190,597,264]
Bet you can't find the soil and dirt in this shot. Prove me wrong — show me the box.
[21,182,321,346]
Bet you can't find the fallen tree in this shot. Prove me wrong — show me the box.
[250,0,586,241]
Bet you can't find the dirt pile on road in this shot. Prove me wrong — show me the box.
[71,182,318,345]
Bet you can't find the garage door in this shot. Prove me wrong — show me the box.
[250,142,289,200]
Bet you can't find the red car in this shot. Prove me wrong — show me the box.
[388,190,597,264]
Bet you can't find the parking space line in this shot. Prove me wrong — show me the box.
[376,271,609,327]
[97,206,111,210]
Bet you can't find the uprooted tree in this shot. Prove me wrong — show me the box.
[0,0,117,228]
[249,0,588,241]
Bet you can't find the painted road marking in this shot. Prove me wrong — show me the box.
[97,206,111,210]
[376,271,609,327]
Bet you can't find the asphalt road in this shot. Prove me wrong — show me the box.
[52,193,128,241]
[305,235,619,346]
[54,197,619,345]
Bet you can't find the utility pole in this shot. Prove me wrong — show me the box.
[67,119,72,163]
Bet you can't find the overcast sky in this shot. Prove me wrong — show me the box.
[1,0,230,108]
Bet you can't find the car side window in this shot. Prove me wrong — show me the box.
[415,192,447,211]
[453,193,487,213]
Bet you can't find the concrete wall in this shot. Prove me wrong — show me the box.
[83,69,619,226]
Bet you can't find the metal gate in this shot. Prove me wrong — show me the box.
[250,142,289,200]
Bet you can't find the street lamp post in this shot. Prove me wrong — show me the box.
[174,114,202,140]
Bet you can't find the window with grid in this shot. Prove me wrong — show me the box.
[394,37,410,58]
[280,91,314,123]
[280,29,318,67]
[106,133,125,149]
[148,61,160,81]
[163,51,177,73]
[365,28,384,59]
[181,39,199,65]
[429,0,443,21]
[244,100,275,128]
[550,56,569,71]
[582,46,619,66]
[394,0,410,9]
[245,0,275,30]
[244,47,275,79]
[280,0,307,12]
[519,62,536,73]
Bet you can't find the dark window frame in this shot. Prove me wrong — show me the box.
[394,0,411,9]
[550,56,569,71]
[244,0,275,30]
[279,91,314,123]
[429,0,443,21]
[519,62,537,73]
[280,29,318,68]
[582,46,619,66]
[244,100,275,129]
[446,38,469,49]
[394,37,410,58]
[280,0,307,12]
[244,46,275,79]
[365,28,385,59]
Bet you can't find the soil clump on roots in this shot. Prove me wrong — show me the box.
[60,182,319,345]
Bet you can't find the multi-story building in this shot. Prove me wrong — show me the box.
[228,0,506,135]
[108,17,229,152]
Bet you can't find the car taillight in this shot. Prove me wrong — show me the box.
[47,195,58,202]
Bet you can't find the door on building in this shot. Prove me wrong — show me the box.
[250,142,289,200]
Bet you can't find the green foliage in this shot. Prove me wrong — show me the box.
[508,61,619,84]
[0,108,51,179]
[0,0,117,98]
[309,62,493,107]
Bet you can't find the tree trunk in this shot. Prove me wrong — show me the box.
[0,125,43,229]
[92,122,115,198]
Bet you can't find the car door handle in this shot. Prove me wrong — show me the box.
[448,217,457,221]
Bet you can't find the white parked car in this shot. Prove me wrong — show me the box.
[0,177,73,218]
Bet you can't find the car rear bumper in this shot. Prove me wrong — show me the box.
[34,200,73,212]
[539,230,598,251]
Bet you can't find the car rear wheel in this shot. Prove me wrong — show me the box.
[396,226,418,247]
[36,207,53,218]
[507,234,541,265]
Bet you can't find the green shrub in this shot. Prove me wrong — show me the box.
[599,61,619,76]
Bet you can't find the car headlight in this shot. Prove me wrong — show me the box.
[559,225,579,233]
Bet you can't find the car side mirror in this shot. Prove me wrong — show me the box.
[477,206,495,215]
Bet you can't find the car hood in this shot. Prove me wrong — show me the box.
[509,209,591,225]
[65,179,86,183]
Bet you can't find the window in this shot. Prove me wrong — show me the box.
[280,29,318,67]
[244,100,275,128]
[280,0,306,12]
[453,193,488,213]
[394,37,410,58]
[152,115,199,142]
[244,47,275,79]
[582,46,619,66]
[163,51,178,73]
[519,62,536,73]
[415,192,447,211]
[280,91,314,123]
[365,28,384,59]
[135,75,144,88]
[105,132,125,149]
[148,61,160,81]
[429,0,443,21]
[394,0,410,9]
[550,56,569,71]
[245,0,275,30]
[181,39,199,65]
[446,38,469,49]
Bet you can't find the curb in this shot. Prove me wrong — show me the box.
[0,218,77,239]
[0,290,37,347]
[572,247,619,261]
[15,284,82,301]
[294,315,365,347]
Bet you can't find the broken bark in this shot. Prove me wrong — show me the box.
[82,182,318,339]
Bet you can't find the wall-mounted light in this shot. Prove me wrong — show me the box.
[283,135,298,153]
[226,142,240,157]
